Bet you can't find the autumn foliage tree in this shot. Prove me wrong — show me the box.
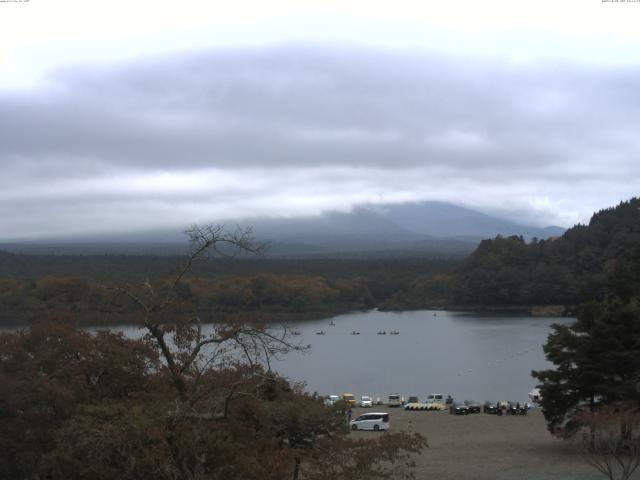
[0,319,158,479]
[0,225,427,480]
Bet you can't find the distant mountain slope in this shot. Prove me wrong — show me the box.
[0,201,565,258]
[238,202,563,257]
[370,201,565,240]
[452,197,640,307]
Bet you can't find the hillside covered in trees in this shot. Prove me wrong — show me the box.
[0,254,457,327]
[451,198,640,309]
[1,198,637,325]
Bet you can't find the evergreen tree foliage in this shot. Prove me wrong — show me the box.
[454,198,640,307]
[532,297,640,435]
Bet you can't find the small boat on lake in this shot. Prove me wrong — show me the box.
[316,331,326,335]
[351,331,360,335]
[377,331,386,335]
[389,330,400,335]
[329,321,336,326]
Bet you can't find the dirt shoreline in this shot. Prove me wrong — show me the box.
[349,407,612,480]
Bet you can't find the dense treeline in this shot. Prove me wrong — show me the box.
[2,197,638,321]
[452,198,640,308]
[0,256,457,326]
[0,274,368,326]
[0,251,457,282]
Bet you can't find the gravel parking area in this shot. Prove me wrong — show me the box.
[349,407,617,480]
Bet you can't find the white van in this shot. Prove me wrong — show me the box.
[425,393,444,403]
[387,393,402,407]
[324,394,340,406]
[350,412,390,431]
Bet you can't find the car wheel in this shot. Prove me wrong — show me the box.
[373,424,380,431]
[351,424,358,431]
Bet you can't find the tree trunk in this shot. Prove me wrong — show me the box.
[292,457,301,480]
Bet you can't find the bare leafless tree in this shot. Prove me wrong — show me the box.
[578,405,640,480]
[110,224,305,407]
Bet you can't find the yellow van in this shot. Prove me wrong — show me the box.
[342,393,356,407]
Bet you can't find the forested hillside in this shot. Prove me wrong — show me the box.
[1,198,637,323]
[0,255,457,326]
[452,198,640,308]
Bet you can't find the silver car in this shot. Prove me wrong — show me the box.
[350,412,390,431]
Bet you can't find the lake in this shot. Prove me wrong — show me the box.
[111,308,572,403]
[270,309,571,403]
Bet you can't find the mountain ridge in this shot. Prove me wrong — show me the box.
[0,201,565,258]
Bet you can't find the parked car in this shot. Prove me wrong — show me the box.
[387,393,402,407]
[425,393,445,404]
[464,400,482,414]
[342,393,357,407]
[407,396,420,404]
[350,412,390,431]
[325,394,340,406]
[483,401,498,414]
[449,401,470,415]
[359,395,373,408]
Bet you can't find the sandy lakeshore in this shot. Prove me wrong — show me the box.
[349,407,623,480]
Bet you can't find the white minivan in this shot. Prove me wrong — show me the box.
[350,412,390,431]
[425,393,444,404]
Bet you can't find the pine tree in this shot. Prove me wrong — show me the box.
[532,297,640,436]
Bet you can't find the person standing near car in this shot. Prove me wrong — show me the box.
[347,408,352,424]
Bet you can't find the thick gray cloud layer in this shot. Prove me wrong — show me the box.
[1,44,639,239]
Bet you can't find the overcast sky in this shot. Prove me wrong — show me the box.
[1,0,639,240]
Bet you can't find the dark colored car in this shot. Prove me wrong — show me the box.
[449,402,469,415]
[511,402,529,415]
[483,401,498,414]
[464,400,481,413]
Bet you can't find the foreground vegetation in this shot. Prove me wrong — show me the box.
[0,226,427,480]
[0,320,426,480]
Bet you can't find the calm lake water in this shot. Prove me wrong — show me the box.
[270,309,572,403]
[108,309,572,403]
